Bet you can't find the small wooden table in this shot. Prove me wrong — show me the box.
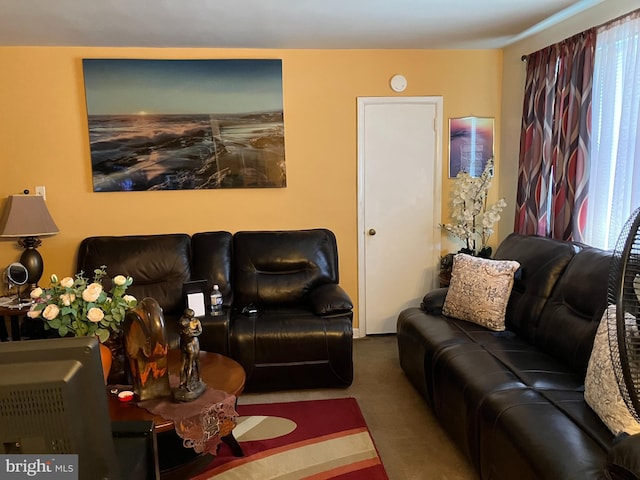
[108,350,246,479]
[0,303,30,341]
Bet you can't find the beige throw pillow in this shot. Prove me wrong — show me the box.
[585,305,640,436]
[442,253,520,331]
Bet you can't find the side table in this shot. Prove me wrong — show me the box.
[0,303,30,341]
[108,350,246,480]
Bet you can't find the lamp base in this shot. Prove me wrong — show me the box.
[19,237,44,290]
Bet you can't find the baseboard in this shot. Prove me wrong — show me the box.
[353,328,398,338]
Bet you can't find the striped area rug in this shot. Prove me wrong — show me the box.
[191,397,388,480]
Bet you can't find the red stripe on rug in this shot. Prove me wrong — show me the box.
[304,457,384,480]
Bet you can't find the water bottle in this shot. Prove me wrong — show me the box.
[210,284,223,315]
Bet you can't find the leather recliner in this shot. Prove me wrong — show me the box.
[76,228,353,391]
[229,229,354,390]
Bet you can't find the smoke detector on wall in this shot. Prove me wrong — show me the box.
[390,74,407,92]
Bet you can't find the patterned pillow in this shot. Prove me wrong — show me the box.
[585,305,640,436]
[442,253,520,331]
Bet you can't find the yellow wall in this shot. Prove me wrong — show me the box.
[0,47,503,326]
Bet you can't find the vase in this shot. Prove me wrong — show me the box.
[98,342,112,384]
[458,246,492,259]
[104,332,128,385]
[124,298,171,401]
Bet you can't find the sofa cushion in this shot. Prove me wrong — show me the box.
[397,307,473,402]
[442,254,520,331]
[585,305,640,436]
[429,316,588,468]
[230,307,353,391]
[493,233,579,342]
[233,229,339,307]
[191,231,233,306]
[77,234,192,317]
[536,246,612,377]
[478,388,613,480]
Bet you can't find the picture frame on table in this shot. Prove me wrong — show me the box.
[182,280,208,317]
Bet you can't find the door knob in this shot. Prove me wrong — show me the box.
[368,228,377,236]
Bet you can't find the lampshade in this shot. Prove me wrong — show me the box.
[0,194,59,238]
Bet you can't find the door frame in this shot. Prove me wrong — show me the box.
[356,96,443,337]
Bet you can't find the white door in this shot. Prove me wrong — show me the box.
[357,96,442,335]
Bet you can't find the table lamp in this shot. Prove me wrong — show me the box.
[0,193,59,289]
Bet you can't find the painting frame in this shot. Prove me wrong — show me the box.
[448,116,495,178]
[82,58,286,192]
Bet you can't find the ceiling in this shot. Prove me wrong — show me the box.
[0,0,602,50]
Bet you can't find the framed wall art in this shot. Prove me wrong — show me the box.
[82,59,286,192]
[448,117,494,178]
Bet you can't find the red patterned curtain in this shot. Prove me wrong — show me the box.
[515,29,596,242]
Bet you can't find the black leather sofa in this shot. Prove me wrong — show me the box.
[397,233,640,480]
[76,228,353,391]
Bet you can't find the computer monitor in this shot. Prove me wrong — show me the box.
[0,336,120,480]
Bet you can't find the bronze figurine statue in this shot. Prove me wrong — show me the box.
[173,308,207,402]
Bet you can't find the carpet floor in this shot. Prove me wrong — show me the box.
[191,398,388,480]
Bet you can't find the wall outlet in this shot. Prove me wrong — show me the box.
[35,186,46,200]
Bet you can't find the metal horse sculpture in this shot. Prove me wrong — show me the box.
[123,297,171,401]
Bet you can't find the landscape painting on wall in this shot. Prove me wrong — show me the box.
[82,59,286,192]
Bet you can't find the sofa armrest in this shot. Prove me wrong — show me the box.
[199,308,231,355]
[608,433,640,480]
[420,288,449,315]
[308,284,353,316]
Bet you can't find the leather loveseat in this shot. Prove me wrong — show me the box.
[76,228,353,391]
[397,233,640,480]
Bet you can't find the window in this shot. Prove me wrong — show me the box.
[585,13,640,250]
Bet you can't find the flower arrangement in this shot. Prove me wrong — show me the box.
[28,266,137,343]
[441,158,507,258]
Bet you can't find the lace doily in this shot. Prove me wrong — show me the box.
[137,375,238,454]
